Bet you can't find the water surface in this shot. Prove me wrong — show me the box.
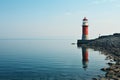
[0,39,109,80]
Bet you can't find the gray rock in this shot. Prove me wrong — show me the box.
[92,78,98,80]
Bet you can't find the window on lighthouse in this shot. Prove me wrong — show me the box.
[83,21,88,25]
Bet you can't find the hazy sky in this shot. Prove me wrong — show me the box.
[0,0,120,39]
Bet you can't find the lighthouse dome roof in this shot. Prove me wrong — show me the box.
[83,17,88,21]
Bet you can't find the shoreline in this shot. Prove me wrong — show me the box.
[77,33,120,80]
[90,46,120,80]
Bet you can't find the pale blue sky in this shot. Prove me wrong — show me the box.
[0,0,120,39]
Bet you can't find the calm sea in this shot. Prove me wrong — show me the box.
[0,39,109,80]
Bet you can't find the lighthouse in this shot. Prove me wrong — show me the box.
[82,17,88,40]
[77,17,91,45]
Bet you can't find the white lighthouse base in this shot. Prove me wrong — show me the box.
[82,35,88,40]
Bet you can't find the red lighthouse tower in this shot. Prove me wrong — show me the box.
[82,17,88,40]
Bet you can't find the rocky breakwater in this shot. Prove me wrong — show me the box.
[85,33,120,80]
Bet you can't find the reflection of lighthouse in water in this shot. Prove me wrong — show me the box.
[82,47,89,70]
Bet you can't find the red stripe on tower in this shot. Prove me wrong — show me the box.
[83,27,88,35]
[82,17,88,40]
